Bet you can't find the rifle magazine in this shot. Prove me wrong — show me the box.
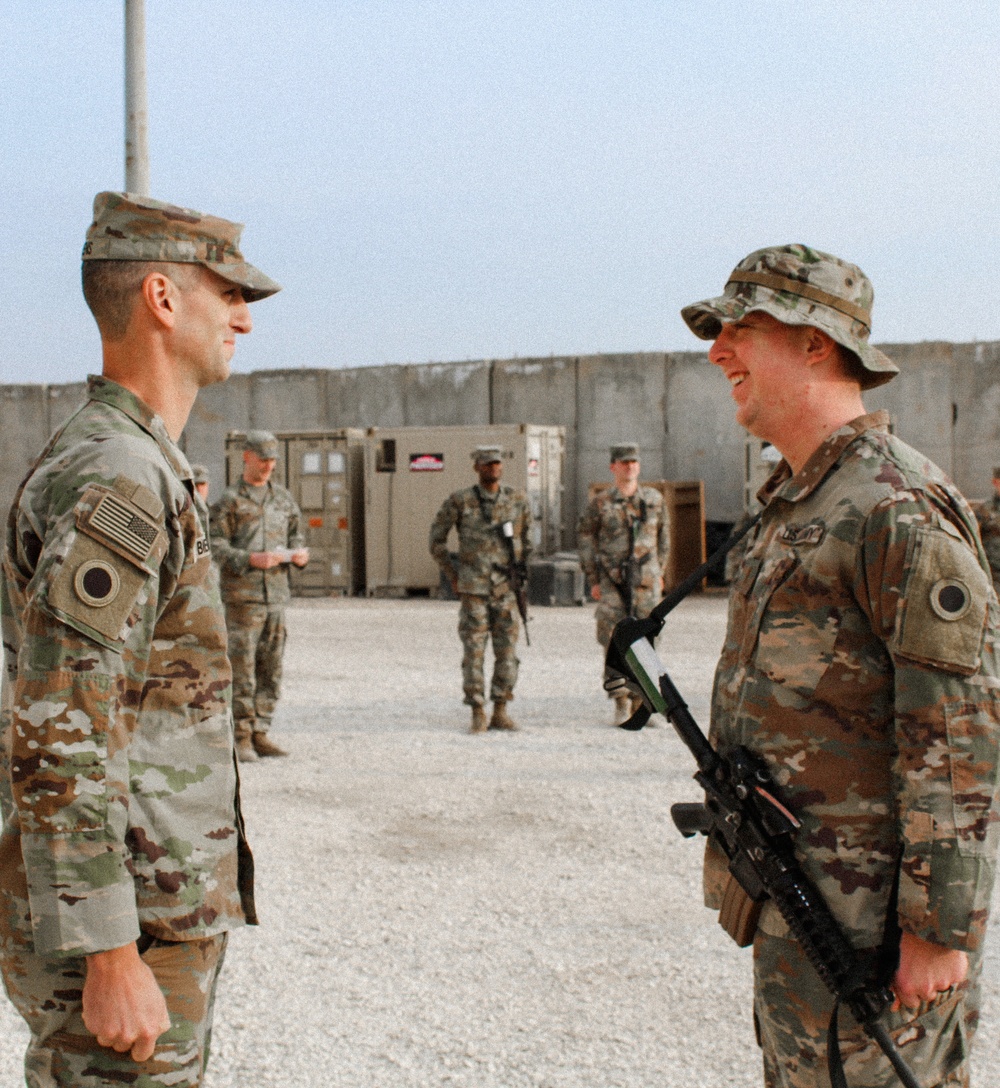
[719,873,764,948]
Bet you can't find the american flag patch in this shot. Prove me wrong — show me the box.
[88,494,159,561]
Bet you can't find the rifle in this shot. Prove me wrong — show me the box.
[604,496,647,618]
[603,615,924,1088]
[500,520,530,646]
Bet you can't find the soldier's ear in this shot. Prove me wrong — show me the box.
[141,272,179,330]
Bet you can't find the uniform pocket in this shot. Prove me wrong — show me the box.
[750,555,841,699]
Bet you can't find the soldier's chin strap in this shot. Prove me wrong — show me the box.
[603,513,762,730]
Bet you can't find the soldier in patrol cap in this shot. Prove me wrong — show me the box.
[429,445,532,733]
[578,442,669,724]
[210,430,308,762]
[971,467,1000,595]
[0,192,277,1084]
[191,463,211,502]
[681,244,1000,1087]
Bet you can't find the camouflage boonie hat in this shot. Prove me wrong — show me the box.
[82,192,281,303]
[245,431,279,458]
[680,244,898,390]
[610,443,640,462]
[472,446,503,465]
[191,464,210,485]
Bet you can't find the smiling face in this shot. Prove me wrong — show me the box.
[707,311,814,446]
[172,266,253,388]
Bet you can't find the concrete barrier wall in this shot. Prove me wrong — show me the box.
[3,341,999,543]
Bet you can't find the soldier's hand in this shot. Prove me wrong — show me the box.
[291,548,310,567]
[590,584,601,602]
[890,930,968,1011]
[249,551,283,570]
[83,942,171,1062]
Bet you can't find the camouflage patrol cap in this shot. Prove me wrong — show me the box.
[681,244,898,390]
[610,443,640,462]
[245,431,279,458]
[82,192,281,303]
[191,463,210,485]
[472,446,503,465]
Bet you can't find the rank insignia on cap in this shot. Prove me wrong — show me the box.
[930,579,971,621]
[74,560,121,607]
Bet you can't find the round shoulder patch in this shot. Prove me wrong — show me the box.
[74,560,121,608]
[929,578,971,621]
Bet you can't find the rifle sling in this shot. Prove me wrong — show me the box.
[648,512,762,628]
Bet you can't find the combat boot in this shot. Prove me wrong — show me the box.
[613,694,631,726]
[252,732,288,758]
[235,735,258,763]
[631,693,655,726]
[489,700,519,731]
[470,705,488,733]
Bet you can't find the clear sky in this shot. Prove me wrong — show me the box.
[3,1,999,386]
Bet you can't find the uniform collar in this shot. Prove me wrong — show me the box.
[86,374,192,481]
[758,410,891,506]
[475,483,503,500]
[238,476,273,501]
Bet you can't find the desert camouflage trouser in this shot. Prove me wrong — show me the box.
[0,933,227,1088]
[754,932,976,1088]
[458,588,520,706]
[224,602,287,737]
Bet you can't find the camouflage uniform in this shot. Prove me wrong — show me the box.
[429,483,532,708]
[209,476,304,742]
[682,245,1000,1087]
[970,489,1000,596]
[0,376,256,1085]
[706,414,1000,1087]
[577,485,669,648]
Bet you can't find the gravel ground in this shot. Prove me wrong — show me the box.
[1,594,998,1086]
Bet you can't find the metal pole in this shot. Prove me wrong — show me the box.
[124,0,150,196]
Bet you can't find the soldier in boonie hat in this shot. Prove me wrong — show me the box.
[472,446,503,465]
[244,431,279,459]
[681,243,896,390]
[83,191,281,302]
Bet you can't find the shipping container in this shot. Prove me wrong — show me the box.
[364,424,565,596]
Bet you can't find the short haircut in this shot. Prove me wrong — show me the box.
[81,260,198,340]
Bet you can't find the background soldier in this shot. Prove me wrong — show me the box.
[429,446,532,733]
[210,431,308,762]
[191,463,211,503]
[682,244,1000,1087]
[0,192,275,1085]
[578,443,669,724]
[971,467,1000,594]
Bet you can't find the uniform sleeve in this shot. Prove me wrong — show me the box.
[577,499,600,584]
[429,495,458,567]
[209,492,251,575]
[286,497,305,550]
[9,483,171,956]
[656,493,670,576]
[862,495,1000,953]
[519,495,533,565]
